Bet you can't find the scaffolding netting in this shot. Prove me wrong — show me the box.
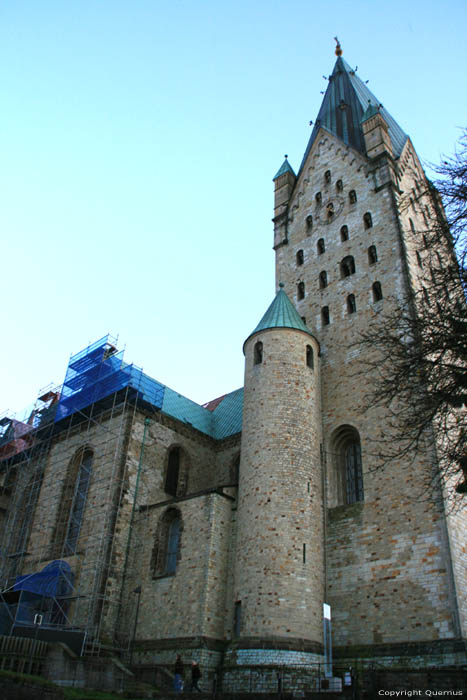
[55,335,165,422]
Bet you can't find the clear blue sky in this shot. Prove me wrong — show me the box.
[1,0,466,419]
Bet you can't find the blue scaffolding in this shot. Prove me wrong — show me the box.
[54,335,165,422]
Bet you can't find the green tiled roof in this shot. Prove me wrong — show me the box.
[273,158,296,181]
[244,285,314,350]
[299,56,408,174]
[211,388,243,439]
[161,385,243,440]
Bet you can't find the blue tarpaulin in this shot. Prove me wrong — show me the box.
[14,560,73,598]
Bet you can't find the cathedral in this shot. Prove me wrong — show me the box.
[0,44,465,692]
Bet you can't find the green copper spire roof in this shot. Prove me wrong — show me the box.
[244,284,314,351]
[273,156,296,181]
[299,55,407,174]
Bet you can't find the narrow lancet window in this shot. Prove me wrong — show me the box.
[368,245,378,264]
[306,345,314,369]
[363,212,373,229]
[165,447,181,496]
[347,294,356,314]
[372,281,383,302]
[340,256,356,278]
[254,341,263,365]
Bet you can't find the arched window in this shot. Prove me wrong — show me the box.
[296,249,304,266]
[368,245,378,264]
[349,190,357,204]
[152,508,182,577]
[326,202,334,221]
[347,294,356,314]
[330,426,364,506]
[315,192,322,205]
[324,170,331,184]
[297,281,305,300]
[254,341,263,365]
[340,225,349,242]
[306,215,313,232]
[306,345,314,369]
[322,306,330,326]
[340,256,356,278]
[53,448,93,557]
[317,238,325,255]
[336,179,343,192]
[372,281,383,302]
[165,447,181,496]
[166,517,181,574]
[363,212,373,229]
[319,270,328,289]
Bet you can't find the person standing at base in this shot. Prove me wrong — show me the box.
[190,660,202,692]
[174,654,184,693]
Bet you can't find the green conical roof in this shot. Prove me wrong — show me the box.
[244,284,314,351]
[273,158,296,181]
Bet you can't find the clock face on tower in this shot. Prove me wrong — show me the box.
[315,196,344,224]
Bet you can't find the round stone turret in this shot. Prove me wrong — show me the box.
[234,286,324,649]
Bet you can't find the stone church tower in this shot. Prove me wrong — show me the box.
[0,43,465,692]
[227,42,466,674]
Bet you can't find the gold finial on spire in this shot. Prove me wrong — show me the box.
[334,36,342,56]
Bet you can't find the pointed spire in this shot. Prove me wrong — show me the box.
[298,55,407,174]
[273,155,296,181]
[244,284,314,352]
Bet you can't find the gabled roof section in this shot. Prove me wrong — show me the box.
[244,284,314,350]
[299,56,407,174]
[273,157,296,181]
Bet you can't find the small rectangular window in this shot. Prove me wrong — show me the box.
[234,601,242,637]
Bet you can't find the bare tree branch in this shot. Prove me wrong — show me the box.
[354,130,467,510]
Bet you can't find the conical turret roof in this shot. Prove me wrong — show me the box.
[299,56,407,174]
[273,157,296,181]
[244,284,315,352]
